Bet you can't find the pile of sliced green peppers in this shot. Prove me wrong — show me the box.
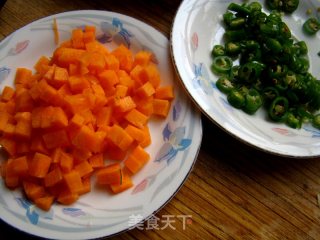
[211,1,320,129]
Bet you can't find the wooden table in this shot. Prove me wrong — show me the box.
[1,0,320,239]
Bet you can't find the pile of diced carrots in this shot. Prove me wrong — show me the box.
[0,25,174,211]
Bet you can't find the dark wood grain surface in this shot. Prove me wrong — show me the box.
[1,0,320,239]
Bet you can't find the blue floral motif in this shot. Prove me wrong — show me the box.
[172,101,182,121]
[62,207,86,217]
[0,67,10,81]
[192,63,215,95]
[98,18,134,48]
[15,197,53,225]
[303,126,320,137]
[155,125,192,165]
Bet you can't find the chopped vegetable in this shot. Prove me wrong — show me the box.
[303,17,320,35]
[0,24,174,211]
[266,0,299,13]
[212,1,320,128]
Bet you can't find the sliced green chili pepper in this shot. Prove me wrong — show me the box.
[225,42,242,56]
[278,22,291,40]
[247,1,262,12]
[229,17,246,29]
[211,45,226,57]
[225,29,247,41]
[216,76,235,94]
[282,0,299,13]
[238,61,265,83]
[223,11,235,25]
[266,0,281,11]
[227,90,245,109]
[244,88,263,114]
[265,38,282,53]
[286,111,302,129]
[303,17,320,35]
[260,22,279,37]
[227,3,250,16]
[262,86,279,106]
[294,41,308,56]
[268,64,288,79]
[211,56,233,75]
[268,96,289,122]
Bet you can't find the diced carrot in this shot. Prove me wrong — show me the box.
[0,137,16,157]
[3,123,15,137]
[30,134,48,154]
[96,163,122,185]
[69,75,90,93]
[118,70,134,92]
[133,51,152,67]
[35,196,55,211]
[50,66,69,88]
[51,147,63,163]
[44,167,63,187]
[85,41,109,55]
[1,86,15,102]
[16,141,30,155]
[105,142,127,161]
[29,152,52,178]
[59,151,74,173]
[154,85,174,100]
[96,106,112,127]
[153,99,171,117]
[15,68,32,87]
[15,114,32,139]
[113,96,136,113]
[125,124,146,143]
[15,89,34,112]
[107,124,133,151]
[104,53,119,71]
[78,176,91,195]
[0,111,11,133]
[115,84,128,98]
[140,63,161,88]
[56,48,86,67]
[135,81,155,98]
[4,159,19,188]
[135,95,154,117]
[34,56,50,74]
[23,180,46,200]
[110,170,133,193]
[64,170,83,194]
[111,44,133,72]
[71,28,85,49]
[88,153,104,168]
[140,125,152,148]
[43,129,70,149]
[11,155,29,177]
[125,109,148,129]
[74,160,93,177]
[57,190,79,205]
[124,145,150,174]
[83,31,95,44]
[98,70,119,91]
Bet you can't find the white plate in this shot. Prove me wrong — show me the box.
[0,10,202,239]
[171,0,320,158]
